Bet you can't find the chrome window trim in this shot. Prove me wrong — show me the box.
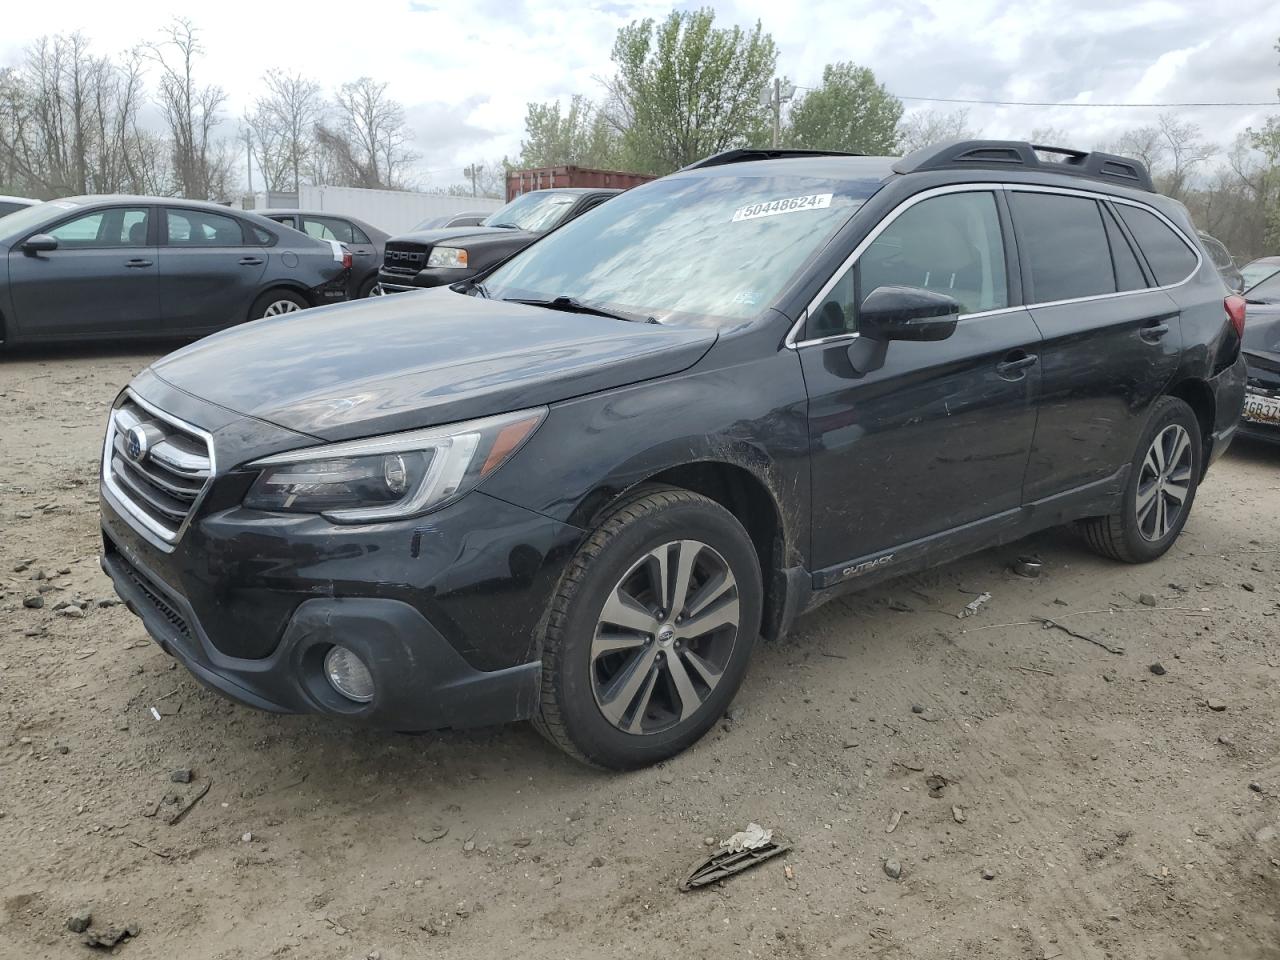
[786,181,1204,350]
[101,388,217,548]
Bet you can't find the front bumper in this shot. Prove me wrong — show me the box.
[1238,352,1280,445]
[376,266,468,293]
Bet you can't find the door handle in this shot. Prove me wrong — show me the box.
[1139,322,1171,342]
[996,352,1038,380]
[125,258,153,268]
[239,257,264,266]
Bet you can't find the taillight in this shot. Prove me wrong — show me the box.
[342,250,352,271]
[1225,295,1246,339]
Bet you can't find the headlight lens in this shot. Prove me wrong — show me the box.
[243,407,545,521]
[427,246,468,268]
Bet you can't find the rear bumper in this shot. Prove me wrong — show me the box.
[101,540,543,731]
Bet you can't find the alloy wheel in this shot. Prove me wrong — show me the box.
[590,539,740,735]
[1136,423,1193,541]
[262,299,301,317]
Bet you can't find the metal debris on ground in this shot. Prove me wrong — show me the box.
[959,592,992,618]
[1033,615,1125,655]
[1012,556,1043,578]
[680,823,790,891]
[166,779,211,826]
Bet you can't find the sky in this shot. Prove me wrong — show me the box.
[2,0,1278,190]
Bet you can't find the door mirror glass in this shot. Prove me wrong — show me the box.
[859,285,960,341]
[22,233,58,253]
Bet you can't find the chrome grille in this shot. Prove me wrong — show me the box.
[102,393,214,543]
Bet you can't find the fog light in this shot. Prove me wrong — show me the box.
[324,646,374,703]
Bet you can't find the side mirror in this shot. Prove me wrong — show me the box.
[860,285,961,342]
[22,234,58,254]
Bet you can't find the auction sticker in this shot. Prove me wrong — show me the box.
[732,193,832,222]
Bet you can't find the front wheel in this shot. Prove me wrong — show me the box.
[1079,396,1202,563]
[534,486,763,769]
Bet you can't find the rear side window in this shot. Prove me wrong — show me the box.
[303,216,356,243]
[1116,205,1198,286]
[166,209,246,247]
[1102,206,1147,292]
[1011,192,1115,303]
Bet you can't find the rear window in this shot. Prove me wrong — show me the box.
[1011,192,1116,303]
[1116,205,1198,286]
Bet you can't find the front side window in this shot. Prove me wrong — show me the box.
[1117,205,1198,286]
[808,191,1008,338]
[165,209,245,247]
[48,207,150,247]
[485,174,881,324]
[1011,192,1116,303]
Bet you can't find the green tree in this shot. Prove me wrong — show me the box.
[785,62,901,154]
[604,8,776,175]
[518,95,617,168]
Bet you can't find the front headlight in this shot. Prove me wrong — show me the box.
[243,407,545,521]
[427,246,468,268]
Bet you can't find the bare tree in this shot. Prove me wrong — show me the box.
[144,18,228,199]
[317,77,417,189]
[895,108,975,154]
[246,69,323,193]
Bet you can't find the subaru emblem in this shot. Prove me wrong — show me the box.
[126,425,151,462]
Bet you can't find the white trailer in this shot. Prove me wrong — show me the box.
[288,185,503,235]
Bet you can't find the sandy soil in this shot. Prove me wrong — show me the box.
[2,343,1279,960]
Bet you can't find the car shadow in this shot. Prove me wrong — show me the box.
[1,339,191,362]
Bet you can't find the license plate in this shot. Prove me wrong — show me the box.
[1244,392,1280,425]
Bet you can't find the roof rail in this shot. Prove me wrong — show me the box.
[891,139,1155,192]
[682,148,864,171]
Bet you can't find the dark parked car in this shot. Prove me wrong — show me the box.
[1198,231,1244,293]
[257,209,388,299]
[1240,269,1280,442]
[0,195,38,218]
[100,142,1246,769]
[412,211,491,230]
[376,188,618,293]
[1241,256,1280,292]
[0,196,350,347]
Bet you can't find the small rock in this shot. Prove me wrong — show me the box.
[589,856,605,868]
[241,832,253,843]
[462,838,476,852]
[22,595,44,609]
[703,836,716,846]
[57,567,71,575]
[1149,662,1167,676]
[13,561,30,573]
[31,568,47,581]
[56,744,69,755]
[1139,593,1157,607]
[1218,735,1233,746]
[1249,782,1264,794]
[910,704,925,714]
[368,952,381,960]
[97,598,121,608]
[1255,826,1277,843]
[842,739,858,749]
[1102,673,1115,683]
[982,868,996,880]
[1241,582,1256,593]
[725,704,747,723]
[883,859,902,880]
[170,768,193,784]
[1206,698,1227,712]
[952,805,966,824]
[67,907,92,933]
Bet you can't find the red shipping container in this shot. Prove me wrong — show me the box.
[505,165,656,202]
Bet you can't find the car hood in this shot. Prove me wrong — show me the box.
[149,289,717,443]
[390,225,530,246]
[1243,299,1280,357]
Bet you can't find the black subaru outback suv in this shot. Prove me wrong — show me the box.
[100,141,1247,769]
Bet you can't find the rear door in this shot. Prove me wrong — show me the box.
[158,207,269,332]
[7,205,159,340]
[799,187,1043,575]
[301,216,372,292]
[1011,188,1185,502]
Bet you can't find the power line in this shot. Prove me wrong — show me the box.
[896,94,1278,108]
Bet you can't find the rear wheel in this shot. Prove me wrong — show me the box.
[534,486,762,769]
[250,289,308,320]
[356,275,379,299]
[1079,396,1202,563]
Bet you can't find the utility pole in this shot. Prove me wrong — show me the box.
[463,163,483,197]
[772,78,781,149]
[242,126,254,197]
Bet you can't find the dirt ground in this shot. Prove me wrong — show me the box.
[1,343,1278,960]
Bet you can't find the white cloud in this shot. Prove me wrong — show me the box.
[2,0,1278,188]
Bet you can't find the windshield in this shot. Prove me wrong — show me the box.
[1247,271,1280,303]
[1243,261,1280,292]
[483,192,578,233]
[0,200,74,238]
[484,174,878,324]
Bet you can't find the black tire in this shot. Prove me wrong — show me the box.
[356,275,379,299]
[249,289,309,320]
[533,485,763,769]
[1079,396,1202,563]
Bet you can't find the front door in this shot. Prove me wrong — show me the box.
[8,205,159,340]
[798,188,1042,575]
[158,207,268,333]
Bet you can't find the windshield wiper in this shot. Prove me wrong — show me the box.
[488,222,522,230]
[507,295,656,324]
